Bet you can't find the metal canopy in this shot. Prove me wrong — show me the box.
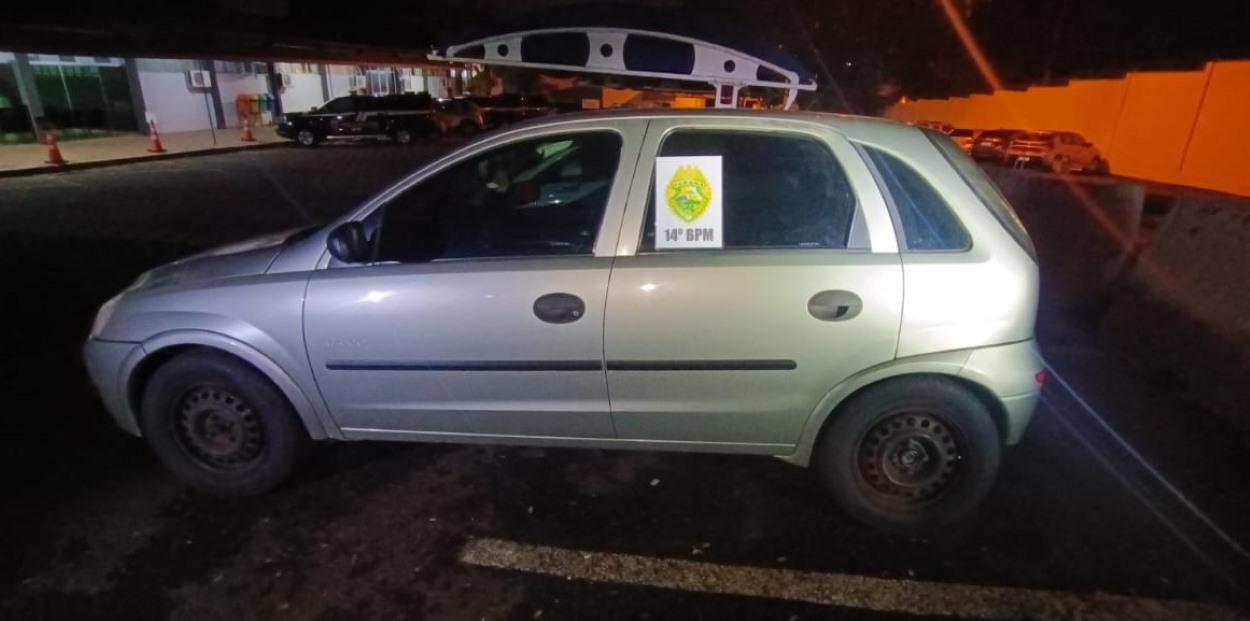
[431,27,817,109]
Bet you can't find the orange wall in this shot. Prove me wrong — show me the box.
[1181,62,1250,189]
[887,61,1250,197]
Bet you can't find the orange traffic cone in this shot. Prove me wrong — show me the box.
[146,120,166,153]
[240,118,255,142]
[44,130,66,165]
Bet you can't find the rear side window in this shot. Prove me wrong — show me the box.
[640,131,857,251]
[865,147,971,251]
[925,130,1037,261]
[320,97,356,114]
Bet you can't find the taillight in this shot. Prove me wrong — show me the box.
[1035,370,1047,385]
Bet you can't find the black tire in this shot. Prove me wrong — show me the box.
[140,349,311,496]
[1090,157,1110,175]
[458,121,478,136]
[392,128,413,145]
[296,129,319,147]
[814,376,1001,534]
[1048,156,1067,174]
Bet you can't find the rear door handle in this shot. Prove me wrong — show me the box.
[808,290,863,321]
[534,293,585,324]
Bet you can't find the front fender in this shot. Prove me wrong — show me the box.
[137,329,340,440]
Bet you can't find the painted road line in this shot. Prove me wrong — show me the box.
[459,537,1247,621]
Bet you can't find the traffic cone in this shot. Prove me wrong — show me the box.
[240,118,255,142]
[44,130,66,165]
[146,120,166,153]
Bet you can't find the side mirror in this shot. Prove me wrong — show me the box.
[326,222,370,263]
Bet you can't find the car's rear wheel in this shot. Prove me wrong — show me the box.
[815,376,1000,534]
[1048,155,1067,174]
[296,129,319,147]
[140,349,311,496]
[458,121,478,136]
[392,128,413,145]
[1089,157,1110,175]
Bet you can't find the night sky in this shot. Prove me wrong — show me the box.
[5,0,1250,111]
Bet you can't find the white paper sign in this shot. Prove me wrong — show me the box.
[654,156,723,249]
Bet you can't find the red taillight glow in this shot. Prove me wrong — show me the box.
[1035,370,1047,385]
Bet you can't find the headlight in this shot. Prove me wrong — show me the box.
[90,294,122,338]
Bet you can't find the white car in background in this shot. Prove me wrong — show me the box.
[1007,131,1109,174]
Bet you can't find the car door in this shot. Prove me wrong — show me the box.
[315,96,358,136]
[603,119,904,450]
[355,97,387,136]
[303,123,644,439]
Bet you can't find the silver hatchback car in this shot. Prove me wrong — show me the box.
[85,110,1043,532]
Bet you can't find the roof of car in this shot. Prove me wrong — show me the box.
[505,108,914,135]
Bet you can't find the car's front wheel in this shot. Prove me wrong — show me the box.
[815,376,1001,534]
[296,129,319,147]
[140,349,311,496]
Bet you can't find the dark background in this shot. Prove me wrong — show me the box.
[4,0,1250,113]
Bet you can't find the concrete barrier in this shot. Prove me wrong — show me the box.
[988,168,1145,314]
[983,168,1250,435]
[1100,195,1250,434]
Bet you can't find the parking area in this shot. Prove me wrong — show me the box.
[1,144,1247,620]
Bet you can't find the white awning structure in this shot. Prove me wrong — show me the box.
[431,27,817,109]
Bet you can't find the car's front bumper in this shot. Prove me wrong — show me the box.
[83,337,144,436]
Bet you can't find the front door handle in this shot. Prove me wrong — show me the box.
[808,290,863,322]
[534,293,585,324]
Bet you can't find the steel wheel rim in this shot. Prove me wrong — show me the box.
[856,411,963,505]
[174,386,265,471]
[298,131,314,146]
[395,130,412,144]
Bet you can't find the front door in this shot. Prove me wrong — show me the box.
[604,121,904,450]
[304,126,643,438]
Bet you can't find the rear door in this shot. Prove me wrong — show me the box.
[603,119,903,449]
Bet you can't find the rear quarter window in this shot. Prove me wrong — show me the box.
[864,146,971,252]
[924,130,1038,261]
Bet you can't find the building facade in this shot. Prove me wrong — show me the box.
[0,52,466,143]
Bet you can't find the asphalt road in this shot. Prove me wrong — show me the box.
[1,142,1247,621]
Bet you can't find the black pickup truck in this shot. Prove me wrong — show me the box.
[276,94,439,146]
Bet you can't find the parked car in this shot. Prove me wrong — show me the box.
[432,98,486,135]
[948,128,981,153]
[85,110,1043,532]
[969,129,1021,163]
[1006,130,1109,174]
[276,94,438,146]
[913,120,954,133]
[473,94,556,128]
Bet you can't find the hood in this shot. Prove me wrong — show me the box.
[131,228,304,290]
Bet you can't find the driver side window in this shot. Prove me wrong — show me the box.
[374,131,622,263]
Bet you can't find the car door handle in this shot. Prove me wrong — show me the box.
[534,293,586,324]
[808,290,863,322]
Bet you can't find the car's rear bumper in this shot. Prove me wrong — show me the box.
[959,339,1045,445]
[83,337,143,436]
